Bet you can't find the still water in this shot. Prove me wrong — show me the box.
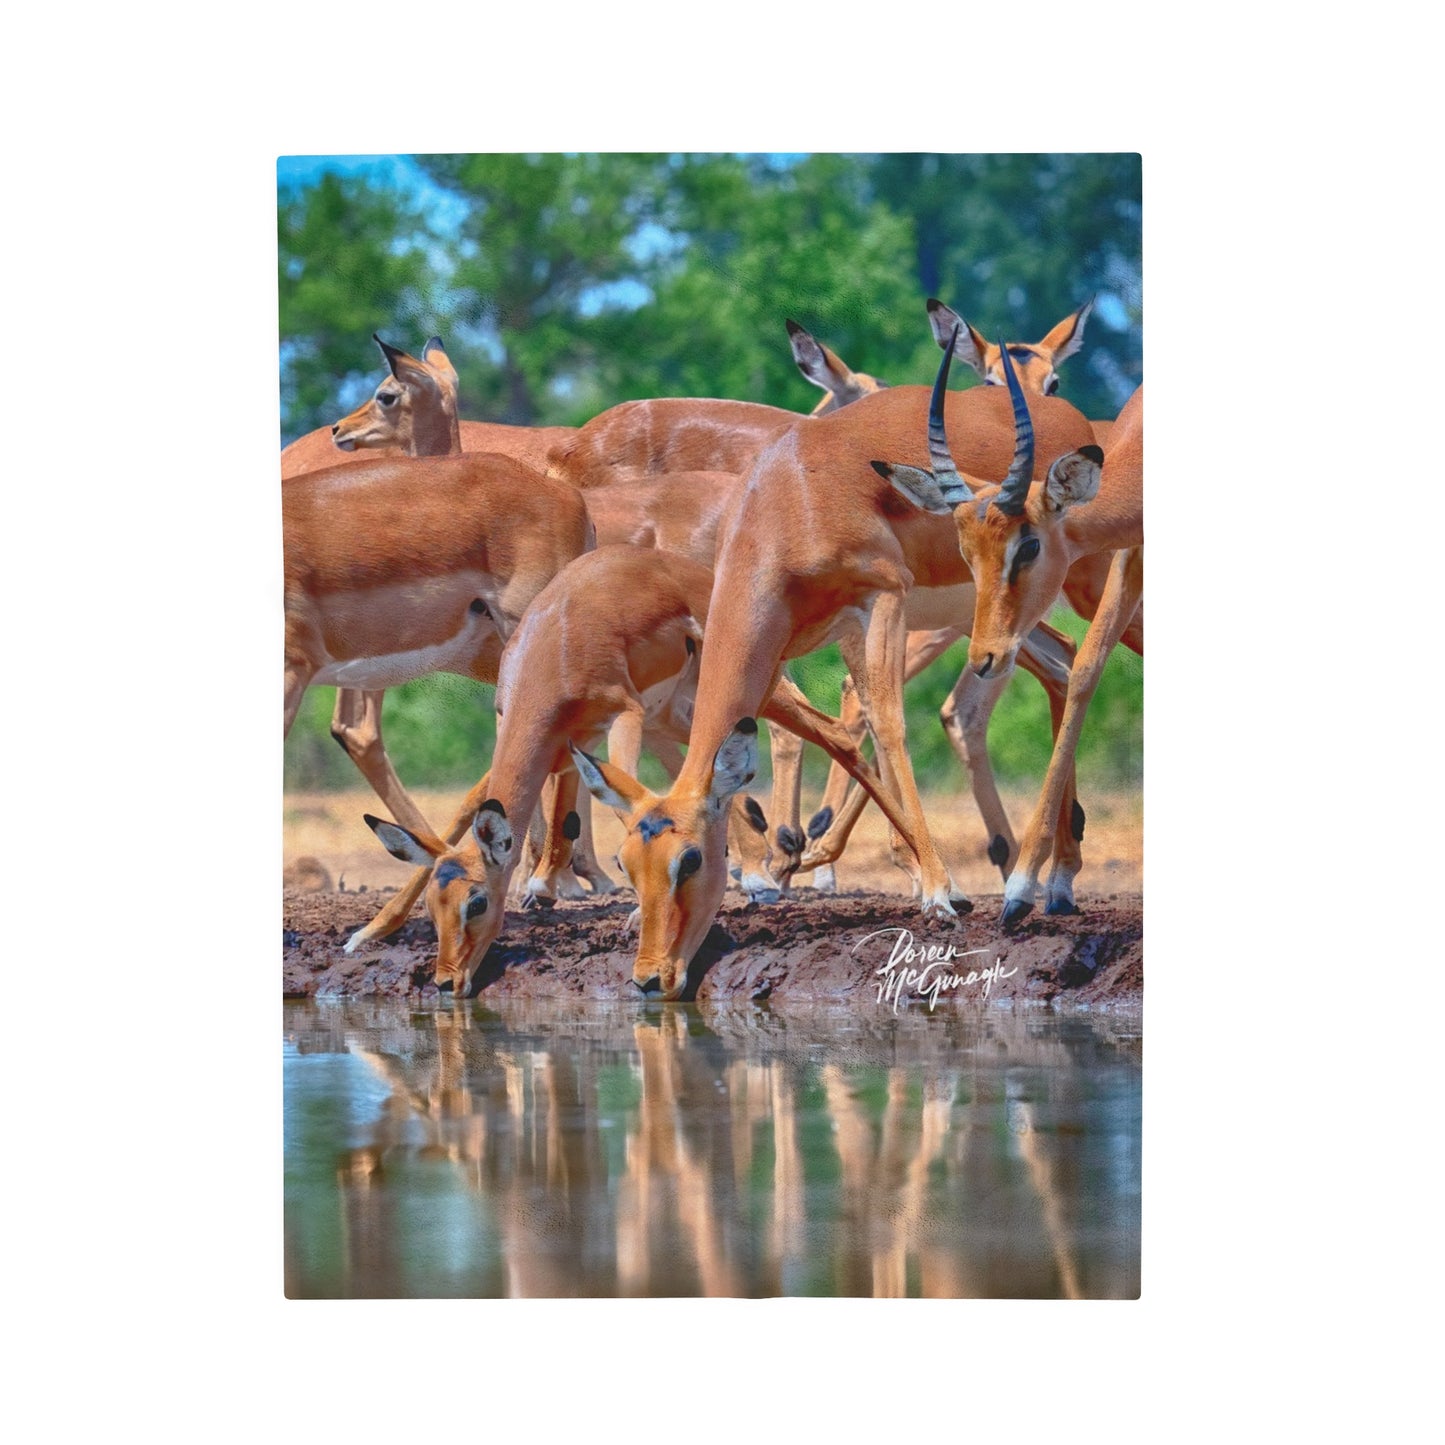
[285,1000,1141,1298]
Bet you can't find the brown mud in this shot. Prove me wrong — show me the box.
[283,887,1142,1010]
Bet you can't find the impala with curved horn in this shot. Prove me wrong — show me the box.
[873,333,1142,924]
[563,338,1098,992]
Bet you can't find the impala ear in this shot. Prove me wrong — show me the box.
[1039,297,1095,365]
[707,719,759,808]
[420,336,459,391]
[927,299,988,376]
[363,813,444,867]
[787,319,850,395]
[373,333,437,391]
[471,802,514,867]
[1043,445,1104,513]
[570,743,653,816]
[871,460,957,516]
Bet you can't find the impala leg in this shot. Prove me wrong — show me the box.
[1003,547,1144,928]
[798,604,960,917]
[804,674,867,893]
[762,676,947,909]
[565,791,617,895]
[765,721,805,889]
[345,770,493,952]
[329,687,437,840]
[941,622,1079,884]
[728,797,783,904]
[804,628,958,889]
[524,769,582,908]
[284,660,313,737]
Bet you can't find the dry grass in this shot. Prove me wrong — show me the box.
[283,785,1142,901]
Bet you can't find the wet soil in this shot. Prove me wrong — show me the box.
[283,887,1143,1010]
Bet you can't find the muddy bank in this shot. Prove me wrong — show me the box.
[283,887,1142,1010]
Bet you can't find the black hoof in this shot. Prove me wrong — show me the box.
[949,892,975,915]
[1044,898,1081,917]
[1001,899,1034,930]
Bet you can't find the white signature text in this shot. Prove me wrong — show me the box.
[854,927,1018,1012]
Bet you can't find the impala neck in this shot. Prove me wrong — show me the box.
[674,581,794,797]
[412,398,462,457]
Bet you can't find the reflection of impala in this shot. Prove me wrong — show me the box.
[575,357,1098,991]
[350,546,935,997]
[873,336,1141,923]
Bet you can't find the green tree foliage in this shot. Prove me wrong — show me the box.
[409,153,675,423]
[278,173,438,439]
[868,153,1142,419]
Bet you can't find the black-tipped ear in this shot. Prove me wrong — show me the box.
[685,636,696,656]
[1080,444,1105,465]
[363,812,439,867]
[743,796,768,834]
[422,335,446,357]
[373,334,410,378]
[785,318,804,337]
[480,798,507,818]
[735,717,758,736]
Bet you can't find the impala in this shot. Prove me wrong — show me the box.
[280,337,574,480]
[873,336,1142,924]
[569,360,1097,991]
[283,448,593,851]
[282,334,619,891]
[556,321,1080,890]
[353,545,935,997]
[787,319,887,412]
[553,324,892,879]
[801,301,1133,890]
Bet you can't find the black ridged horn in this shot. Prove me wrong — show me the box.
[993,340,1035,517]
[927,327,973,505]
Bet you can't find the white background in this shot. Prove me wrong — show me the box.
[5,1,1437,1438]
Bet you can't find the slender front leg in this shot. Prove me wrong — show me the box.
[284,658,314,737]
[1002,547,1145,927]
[765,721,805,888]
[848,593,960,916]
[806,628,956,890]
[525,768,582,906]
[328,687,437,840]
[566,790,618,895]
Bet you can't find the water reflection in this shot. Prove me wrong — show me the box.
[284,1001,1141,1298]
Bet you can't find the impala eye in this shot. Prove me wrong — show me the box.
[379,392,398,407]
[1044,377,1060,396]
[1009,535,1042,586]
[464,891,488,921]
[675,846,703,885]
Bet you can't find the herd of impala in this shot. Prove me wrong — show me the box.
[283,296,1142,999]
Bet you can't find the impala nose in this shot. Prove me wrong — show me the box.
[632,974,661,996]
[975,653,994,678]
